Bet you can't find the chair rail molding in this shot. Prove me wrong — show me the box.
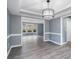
[7,34,21,39]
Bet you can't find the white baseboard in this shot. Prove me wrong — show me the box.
[44,40,68,45]
[7,44,22,57]
[7,47,12,57]
[61,42,68,45]
[11,45,22,48]
[44,40,61,45]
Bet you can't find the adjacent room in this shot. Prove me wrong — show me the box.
[7,0,71,59]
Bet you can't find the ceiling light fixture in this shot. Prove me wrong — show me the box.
[42,0,54,20]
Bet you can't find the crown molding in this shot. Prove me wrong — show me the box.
[55,4,71,14]
[20,9,41,16]
[20,13,42,20]
[20,9,42,19]
[20,6,71,19]
[55,6,71,15]
[55,7,71,18]
[21,17,44,24]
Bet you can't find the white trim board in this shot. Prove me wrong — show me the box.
[7,45,22,57]
[60,17,63,45]
[20,9,41,16]
[10,34,21,36]
[22,19,44,24]
[7,35,12,39]
[44,40,61,45]
[61,42,68,45]
[21,17,44,24]
[45,32,60,35]
[20,6,70,19]
[21,18,23,45]
[7,47,12,57]
[7,34,21,39]
[43,20,45,41]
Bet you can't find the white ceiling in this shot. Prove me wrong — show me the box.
[7,0,71,16]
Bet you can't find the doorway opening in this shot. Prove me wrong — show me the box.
[21,21,44,45]
[64,16,71,45]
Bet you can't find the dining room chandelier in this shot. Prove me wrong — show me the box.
[42,0,54,20]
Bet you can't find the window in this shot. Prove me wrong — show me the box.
[23,23,36,33]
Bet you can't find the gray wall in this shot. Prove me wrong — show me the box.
[7,11,21,52]
[50,18,60,33]
[45,17,61,44]
[45,18,60,33]
[10,15,21,46]
[7,10,11,35]
[50,18,61,43]
[37,24,43,36]
[62,17,66,42]
[10,15,21,34]
[50,34,60,43]
[45,20,50,32]
[10,36,21,46]
[7,10,11,52]
[45,17,71,44]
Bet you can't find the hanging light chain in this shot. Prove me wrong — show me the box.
[47,0,50,3]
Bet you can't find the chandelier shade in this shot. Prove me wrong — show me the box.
[42,8,54,20]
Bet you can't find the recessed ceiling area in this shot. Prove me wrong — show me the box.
[7,0,71,16]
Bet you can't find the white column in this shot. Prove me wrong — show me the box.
[21,17,23,45]
[43,20,45,41]
[60,17,63,45]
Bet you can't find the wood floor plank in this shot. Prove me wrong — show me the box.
[7,36,71,59]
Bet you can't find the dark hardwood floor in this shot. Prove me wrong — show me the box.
[7,36,71,59]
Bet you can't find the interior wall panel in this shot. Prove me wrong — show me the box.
[50,18,60,33]
[7,10,11,35]
[10,36,21,46]
[45,20,50,32]
[10,15,21,34]
[44,17,61,44]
